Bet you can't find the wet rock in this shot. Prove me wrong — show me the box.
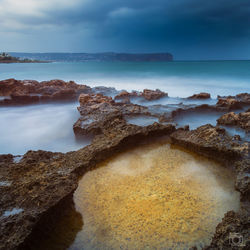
[216,97,242,110]
[234,159,250,200]
[187,92,211,99]
[115,90,130,99]
[0,154,13,163]
[78,93,114,106]
[170,124,249,165]
[216,93,250,110]
[217,111,250,132]
[142,89,168,100]
[0,122,175,250]
[0,150,76,250]
[205,210,250,249]
[74,93,153,136]
[114,90,140,100]
[0,79,90,105]
[0,79,39,96]
[236,93,250,104]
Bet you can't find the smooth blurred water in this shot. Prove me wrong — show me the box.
[1,61,250,97]
[0,61,249,154]
[0,102,92,155]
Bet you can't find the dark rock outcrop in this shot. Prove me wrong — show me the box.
[141,89,168,100]
[205,210,250,249]
[74,93,156,135]
[217,111,250,133]
[216,93,250,110]
[0,79,90,105]
[170,124,249,165]
[188,92,211,99]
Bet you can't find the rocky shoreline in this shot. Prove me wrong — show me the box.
[0,79,249,249]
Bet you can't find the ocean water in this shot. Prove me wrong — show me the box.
[0,61,249,154]
[1,60,250,97]
[0,102,92,155]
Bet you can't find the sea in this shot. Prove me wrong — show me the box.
[0,60,250,154]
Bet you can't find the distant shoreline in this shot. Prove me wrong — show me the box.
[0,59,49,64]
[8,52,173,62]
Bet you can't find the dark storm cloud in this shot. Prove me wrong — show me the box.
[1,0,250,59]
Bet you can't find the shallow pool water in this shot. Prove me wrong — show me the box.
[125,115,159,126]
[68,140,240,250]
[174,110,224,130]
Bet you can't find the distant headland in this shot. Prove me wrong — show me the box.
[0,52,48,63]
[9,52,173,62]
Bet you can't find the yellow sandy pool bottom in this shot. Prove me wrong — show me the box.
[71,140,240,249]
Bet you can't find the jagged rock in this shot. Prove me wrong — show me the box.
[114,90,140,100]
[216,97,242,110]
[217,112,239,125]
[217,111,250,132]
[142,89,168,100]
[114,90,130,99]
[236,93,250,104]
[78,93,114,106]
[0,79,90,105]
[114,89,167,102]
[205,210,250,249]
[170,124,249,165]
[0,123,175,250]
[74,93,151,135]
[187,92,211,99]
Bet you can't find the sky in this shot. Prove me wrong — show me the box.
[0,0,250,60]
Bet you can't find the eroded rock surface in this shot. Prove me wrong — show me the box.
[0,121,175,250]
[217,110,250,133]
[74,93,158,135]
[141,89,168,100]
[0,79,91,105]
[0,83,249,249]
[188,92,211,99]
[114,89,168,102]
[216,93,250,110]
[205,210,250,249]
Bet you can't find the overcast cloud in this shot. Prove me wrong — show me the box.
[0,0,250,59]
